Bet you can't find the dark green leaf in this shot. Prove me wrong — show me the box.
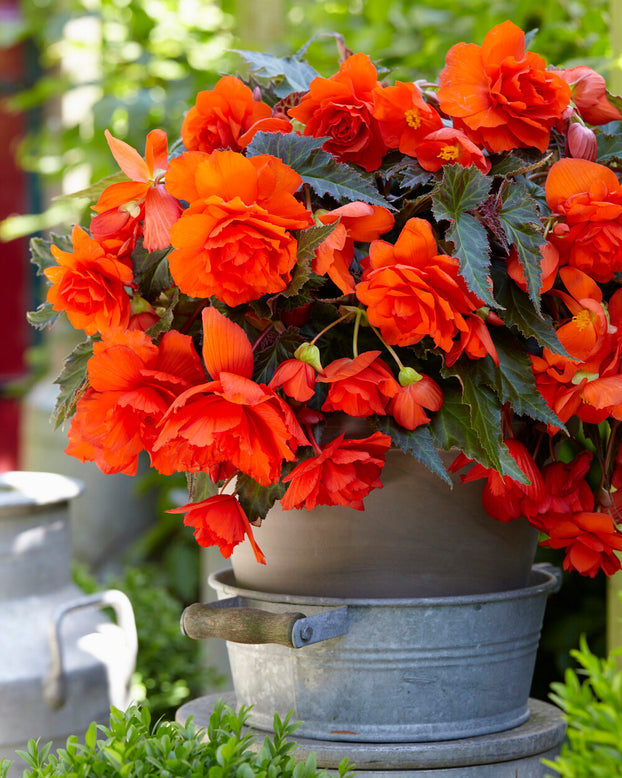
[281,222,338,299]
[491,261,567,355]
[246,132,392,208]
[132,243,173,299]
[186,472,218,503]
[236,473,288,524]
[233,50,319,97]
[374,417,451,484]
[52,339,95,428]
[596,128,622,163]
[147,286,179,338]
[253,327,305,385]
[430,383,526,481]
[27,302,59,329]
[431,165,493,306]
[498,181,546,310]
[29,232,72,275]
[450,330,564,430]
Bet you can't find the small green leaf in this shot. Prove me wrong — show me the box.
[597,126,622,162]
[233,50,319,97]
[246,132,392,208]
[497,181,546,311]
[30,232,72,275]
[432,165,493,306]
[374,417,452,485]
[52,339,95,428]
[186,472,218,503]
[236,474,288,523]
[27,302,59,330]
[277,221,338,301]
[52,171,130,204]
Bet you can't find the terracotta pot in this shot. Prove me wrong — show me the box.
[231,448,539,598]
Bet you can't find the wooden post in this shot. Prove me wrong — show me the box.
[234,0,284,51]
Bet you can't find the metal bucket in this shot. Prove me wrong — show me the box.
[193,565,559,743]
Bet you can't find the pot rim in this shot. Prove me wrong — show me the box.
[210,563,560,607]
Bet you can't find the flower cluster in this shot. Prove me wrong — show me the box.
[31,21,622,577]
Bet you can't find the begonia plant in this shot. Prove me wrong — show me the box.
[29,21,622,577]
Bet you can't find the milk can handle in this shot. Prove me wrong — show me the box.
[44,589,138,710]
[181,597,349,648]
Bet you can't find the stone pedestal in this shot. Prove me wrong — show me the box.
[177,693,565,777]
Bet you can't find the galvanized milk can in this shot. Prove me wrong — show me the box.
[0,471,137,775]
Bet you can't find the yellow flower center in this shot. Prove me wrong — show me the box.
[572,309,593,330]
[438,144,460,161]
[404,108,421,129]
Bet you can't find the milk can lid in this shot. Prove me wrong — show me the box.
[0,471,83,512]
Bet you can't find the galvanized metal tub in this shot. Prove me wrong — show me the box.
[208,565,559,743]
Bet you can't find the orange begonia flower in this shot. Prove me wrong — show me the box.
[169,494,265,563]
[165,150,313,306]
[452,439,545,523]
[317,351,400,417]
[355,218,481,350]
[506,241,560,295]
[540,511,622,577]
[437,20,570,153]
[545,158,622,283]
[92,129,182,251]
[413,127,491,174]
[269,359,317,402]
[559,66,622,125]
[526,452,594,534]
[288,53,387,172]
[372,81,443,156]
[388,373,443,431]
[154,312,309,485]
[281,431,392,511]
[531,269,622,425]
[314,202,395,294]
[65,329,206,476]
[181,75,276,153]
[444,311,499,366]
[45,225,133,336]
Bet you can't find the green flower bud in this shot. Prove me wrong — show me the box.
[294,342,323,372]
[398,366,423,386]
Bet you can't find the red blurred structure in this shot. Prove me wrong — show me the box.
[0,1,31,471]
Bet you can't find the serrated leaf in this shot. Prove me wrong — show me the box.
[596,129,622,162]
[186,472,218,503]
[451,330,565,431]
[374,417,451,485]
[27,302,59,329]
[233,50,319,97]
[491,261,567,355]
[132,243,173,299]
[275,222,338,302]
[430,383,526,480]
[52,171,130,204]
[29,232,72,275]
[52,339,95,428]
[147,286,179,337]
[246,132,392,208]
[236,473,287,524]
[432,165,493,306]
[498,181,546,310]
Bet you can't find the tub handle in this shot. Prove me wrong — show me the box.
[44,589,138,710]
[181,597,349,648]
